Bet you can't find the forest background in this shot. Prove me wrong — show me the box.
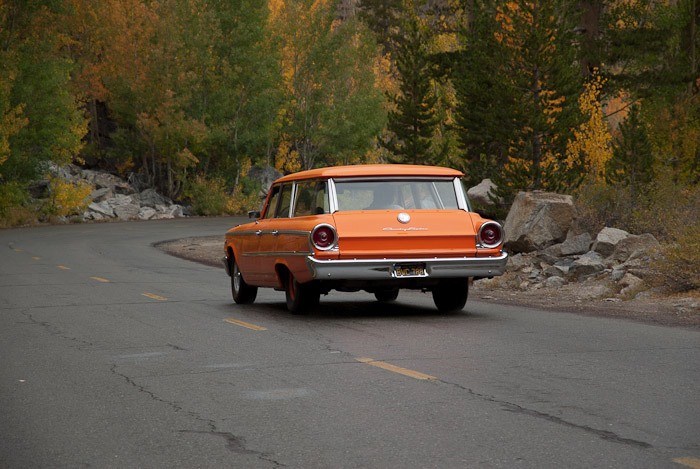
[1,0,699,289]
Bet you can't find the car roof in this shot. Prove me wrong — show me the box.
[274,164,463,184]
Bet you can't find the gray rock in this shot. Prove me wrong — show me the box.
[138,207,157,220]
[248,165,283,197]
[536,244,563,264]
[88,201,115,218]
[610,233,660,263]
[467,178,500,207]
[546,276,566,287]
[568,251,606,279]
[113,203,140,220]
[81,170,137,195]
[610,266,625,282]
[503,191,577,253]
[139,188,172,208]
[619,273,645,297]
[507,253,533,271]
[592,227,630,257]
[561,232,593,256]
[90,187,113,203]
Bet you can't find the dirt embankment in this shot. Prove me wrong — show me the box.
[157,236,700,330]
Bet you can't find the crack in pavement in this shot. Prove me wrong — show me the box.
[110,364,285,467]
[436,379,653,449]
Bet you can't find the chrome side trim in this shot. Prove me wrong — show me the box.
[229,229,310,237]
[243,251,313,257]
[306,252,508,280]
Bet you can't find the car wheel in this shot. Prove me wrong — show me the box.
[231,257,257,304]
[285,271,320,314]
[374,289,399,302]
[432,279,468,312]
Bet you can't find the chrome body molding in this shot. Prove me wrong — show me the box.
[306,252,508,280]
[243,251,313,257]
[228,229,310,237]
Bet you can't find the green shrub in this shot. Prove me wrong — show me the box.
[0,182,37,227]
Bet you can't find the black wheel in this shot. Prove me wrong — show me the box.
[285,271,320,314]
[374,289,399,302]
[432,279,469,312]
[231,256,257,304]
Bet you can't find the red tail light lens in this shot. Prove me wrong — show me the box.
[311,224,337,250]
[478,222,503,248]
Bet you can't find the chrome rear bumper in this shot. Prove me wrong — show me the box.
[306,252,507,281]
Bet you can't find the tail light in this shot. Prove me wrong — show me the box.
[311,224,337,251]
[478,221,504,249]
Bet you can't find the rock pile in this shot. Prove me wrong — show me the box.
[480,190,661,299]
[50,163,189,222]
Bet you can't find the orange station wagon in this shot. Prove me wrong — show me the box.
[223,164,507,313]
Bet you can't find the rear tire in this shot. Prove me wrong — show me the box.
[374,289,399,302]
[432,279,468,312]
[231,256,257,304]
[285,271,320,314]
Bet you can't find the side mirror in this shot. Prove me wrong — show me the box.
[248,211,261,219]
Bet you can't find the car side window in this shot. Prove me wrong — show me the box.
[293,180,329,217]
[293,182,314,217]
[263,185,281,219]
[276,184,292,218]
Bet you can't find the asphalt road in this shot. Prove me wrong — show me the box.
[1,218,699,468]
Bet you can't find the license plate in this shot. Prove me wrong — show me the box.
[393,264,427,278]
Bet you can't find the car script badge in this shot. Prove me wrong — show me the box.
[397,212,411,224]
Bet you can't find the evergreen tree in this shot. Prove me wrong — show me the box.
[453,0,583,202]
[381,16,439,165]
[605,105,654,200]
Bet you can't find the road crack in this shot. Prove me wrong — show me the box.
[437,379,653,449]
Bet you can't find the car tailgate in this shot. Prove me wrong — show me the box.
[332,210,477,259]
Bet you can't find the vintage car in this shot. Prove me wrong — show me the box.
[223,164,507,313]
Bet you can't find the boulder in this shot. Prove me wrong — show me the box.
[139,188,172,208]
[503,191,577,253]
[568,251,606,279]
[90,187,113,203]
[138,207,157,220]
[248,165,283,197]
[88,201,115,218]
[619,273,645,297]
[560,232,593,256]
[610,233,660,263]
[81,169,137,195]
[592,227,630,257]
[467,178,500,207]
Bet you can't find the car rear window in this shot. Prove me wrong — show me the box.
[334,179,458,211]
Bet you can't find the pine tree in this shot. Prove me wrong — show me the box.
[381,16,438,165]
[453,0,583,202]
[605,105,654,200]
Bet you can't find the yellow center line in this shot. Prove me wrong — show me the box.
[142,292,167,301]
[32,257,40,260]
[675,458,700,469]
[14,249,21,252]
[224,318,267,331]
[91,277,110,283]
[57,265,70,270]
[356,357,436,381]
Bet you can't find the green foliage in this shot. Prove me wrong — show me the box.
[381,15,439,165]
[183,174,259,216]
[183,175,232,216]
[0,181,34,227]
[1,4,86,183]
[453,0,584,204]
[605,105,654,198]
